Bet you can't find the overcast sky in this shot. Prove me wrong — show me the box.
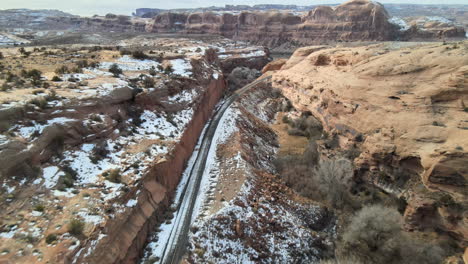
[2,0,466,16]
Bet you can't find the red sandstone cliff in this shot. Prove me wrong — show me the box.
[145,0,466,46]
[268,41,468,245]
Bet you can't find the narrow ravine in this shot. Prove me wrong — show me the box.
[140,77,272,264]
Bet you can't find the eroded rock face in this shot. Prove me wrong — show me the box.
[147,0,399,46]
[146,0,465,48]
[271,41,468,244]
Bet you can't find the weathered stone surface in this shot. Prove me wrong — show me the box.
[272,41,468,243]
[146,0,466,46]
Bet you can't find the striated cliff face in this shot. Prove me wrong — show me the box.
[145,0,466,46]
[146,0,400,46]
[72,77,227,264]
[268,41,468,245]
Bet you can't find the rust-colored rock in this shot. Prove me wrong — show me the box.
[145,0,465,47]
[262,59,287,74]
[272,41,468,244]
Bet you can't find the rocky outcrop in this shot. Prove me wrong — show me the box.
[146,0,400,46]
[261,59,287,73]
[270,41,468,245]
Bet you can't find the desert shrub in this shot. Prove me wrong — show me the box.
[120,49,131,56]
[56,172,74,191]
[1,83,12,91]
[68,219,84,236]
[131,50,148,60]
[29,97,48,109]
[71,67,83,73]
[67,77,78,82]
[287,128,307,137]
[45,234,57,244]
[55,65,69,75]
[149,66,157,76]
[314,54,331,66]
[432,121,445,127]
[51,76,62,82]
[89,61,100,68]
[5,72,16,82]
[92,142,109,162]
[75,60,88,68]
[164,65,174,75]
[22,69,42,83]
[287,114,322,139]
[89,114,102,122]
[303,140,319,165]
[109,63,122,77]
[143,76,155,88]
[106,169,121,183]
[275,150,354,209]
[33,204,45,212]
[340,204,445,264]
[312,158,354,209]
[32,89,45,95]
[0,121,10,132]
[105,13,117,19]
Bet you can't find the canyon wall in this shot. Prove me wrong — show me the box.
[71,78,227,263]
[268,41,468,245]
[146,0,466,47]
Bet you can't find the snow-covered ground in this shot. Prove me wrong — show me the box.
[169,59,192,77]
[0,33,29,45]
[389,17,410,31]
[218,48,266,59]
[99,55,160,71]
[191,107,241,221]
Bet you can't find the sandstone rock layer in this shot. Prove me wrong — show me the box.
[270,41,468,244]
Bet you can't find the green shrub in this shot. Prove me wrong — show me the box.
[109,63,122,77]
[51,76,62,82]
[33,204,45,212]
[68,219,84,236]
[131,50,148,60]
[45,234,57,244]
